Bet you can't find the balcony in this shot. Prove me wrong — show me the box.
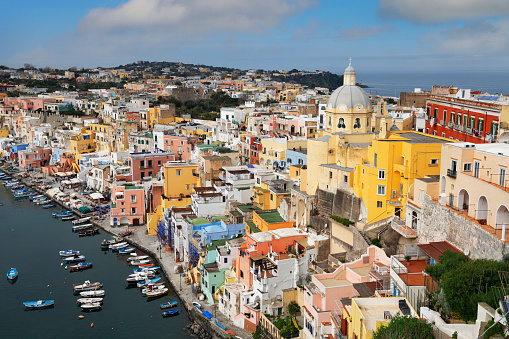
[391,216,418,238]
[447,169,457,178]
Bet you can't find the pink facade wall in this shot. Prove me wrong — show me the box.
[110,184,145,226]
[163,135,192,161]
[18,148,52,169]
[129,153,175,181]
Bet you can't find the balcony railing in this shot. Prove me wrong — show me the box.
[447,169,457,178]
[391,216,418,238]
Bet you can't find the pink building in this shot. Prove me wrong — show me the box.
[162,135,192,161]
[128,151,175,181]
[110,183,146,226]
[18,147,52,169]
[302,246,390,338]
[3,97,55,112]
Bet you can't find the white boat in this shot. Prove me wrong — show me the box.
[63,255,86,263]
[72,217,91,225]
[79,290,105,297]
[59,250,80,257]
[80,302,102,311]
[73,280,103,291]
[109,242,128,250]
[126,273,155,283]
[129,259,151,266]
[141,284,167,295]
[76,297,103,305]
[72,223,93,232]
[146,287,168,298]
[127,255,149,262]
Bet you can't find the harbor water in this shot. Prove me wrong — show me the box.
[0,183,194,338]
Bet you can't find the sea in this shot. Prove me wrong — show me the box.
[357,71,509,98]
[0,183,194,338]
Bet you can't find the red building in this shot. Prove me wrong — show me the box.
[18,147,52,169]
[425,95,502,143]
[128,151,175,181]
[249,137,262,165]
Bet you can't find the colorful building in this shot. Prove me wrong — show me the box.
[110,182,146,227]
[245,209,294,234]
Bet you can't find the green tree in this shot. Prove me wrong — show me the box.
[373,314,434,339]
[287,301,300,316]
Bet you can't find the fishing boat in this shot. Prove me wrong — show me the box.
[42,202,56,208]
[139,263,154,268]
[136,277,162,288]
[133,266,159,273]
[72,223,93,232]
[109,241,128,250]
[119,230,133,237]
[72,217,91,225]
[7,268,18,280]
[76,298,103,305]
[59,250,80,257]
[79,290,105,297]
[127,255,149,262]
[162,309,179,317]
[118,247,136,255]
[69,262,93,272]
[78,228,100,237]
[62,215,75,221]
[73,280,103,292]
[53,211,73,218]
[23,300,54,308]
[63,255,86,263]
[126,273,156,283]
[129,259,151,266]
[160,301,178,309]
[141,284,166,295]
[146,287,168,298]
[34,197,48,204]
[80,302,102,311]
[100,237,122,249]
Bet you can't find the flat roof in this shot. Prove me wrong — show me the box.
[387,132,450,144]
[256,210,285,223]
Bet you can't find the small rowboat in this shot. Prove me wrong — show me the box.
[72,223,93,232]
[73,280,103,292]
[70,262,93,272]
[53,211,73,218]
[80,302,102,311]
[118,247,135,255]
[109,242,128,250]
[139,263,154,268]
[59,250,80,257]
[76,298,103,305]
[133,266,159,273]
[119,230,133,237]
[146,287,168,298]
[7,268,18,280]
[42,203,56,208]
[127,255,149,262]
[23,300,54,308]
[63,255,86,263]
[137,277,161,288]
[78,228,100,237]
[160,301,178,309]
[62,215,75,221]
[79,290,105,297]
[129,259,151,266]
[162,309,179,317]
[72,217,91,225]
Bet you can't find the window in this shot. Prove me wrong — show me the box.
[443,110,447,123]
[329,171,332,179]
[140,171,145,178]
[377,201,382,208]
[131,195,136,203]
[353,118,361,129]
[337,118,345,129]
[378,170,385,179]
[500,167,506,187]
[344,175,348,183]
[148,160,152,167]
[377,185,386,196]
[121,208,125,214]
[374,153,378,167]
[430,159,438,165]
[186,184,189,190]
[491,122,499,136]
[477,118,484,133]
[131,207,136,214]
[140,160,145,168]
[176,170,181,176]
[158,160,161,166]
[270,194,273,201]
[419,190,424,201]
[474,161,480,178]
[433,108,438,119]
[463,163,472,172]
[240,270,244,278]
[223,258,228,263]
[426,106,431,119]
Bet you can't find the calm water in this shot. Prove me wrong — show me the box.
[0,183,193,338]
[358,71,509,97]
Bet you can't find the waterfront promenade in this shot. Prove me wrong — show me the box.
[1,162,250,339]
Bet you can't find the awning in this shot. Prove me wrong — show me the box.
[79,206,91,213]
[90,192,104,200]
[61,180,71,185]
[70,178,82,184]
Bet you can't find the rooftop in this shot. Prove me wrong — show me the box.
[386,132,450,144]
[256,210,285,223]
[355,297,415,331]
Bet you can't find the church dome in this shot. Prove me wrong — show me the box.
[327,85,370,110]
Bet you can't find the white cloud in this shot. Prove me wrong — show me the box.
[378,0,509,23]
[77,0,317,34]
[434,18,509,53]
[337,25,390,40]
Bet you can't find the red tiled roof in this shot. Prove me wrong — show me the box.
[417,241,462,262]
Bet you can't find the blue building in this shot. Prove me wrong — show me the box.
[193,220,245,248]
[285,149,307,170]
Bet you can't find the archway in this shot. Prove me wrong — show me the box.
[476,196,488,223]
[458,189,470,212]
[120,217,130,226]
[496,205,509,229]
[272,161,279,170]
[266,159,271,167]
[411,211,418,229]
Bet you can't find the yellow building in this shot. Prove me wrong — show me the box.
[252,179,291,210]
[303,61,392,195]
[345,297,418,339]
[161,162,200,214]
[245,210,294,234]
[148,105,176,128]
[87,123,112,152]
[353,131,452,224]
[259,139,307,170]
[70,127,96,155]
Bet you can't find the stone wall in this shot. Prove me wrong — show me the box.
[315,188,362,222]
[418,196,509,261]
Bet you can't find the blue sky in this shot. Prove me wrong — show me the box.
[2,0,509,73]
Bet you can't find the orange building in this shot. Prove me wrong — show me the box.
[245,210,294,234]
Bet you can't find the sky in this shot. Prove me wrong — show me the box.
[2,0,509,73]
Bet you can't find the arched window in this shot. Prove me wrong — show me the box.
[337,118,346,129]
[319,115,323,124]
[328,116,331,126]
[353,118,361,129]
[366,117,370,128]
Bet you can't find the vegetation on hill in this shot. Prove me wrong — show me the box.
[272,71,343,90]
[373,314,434,339]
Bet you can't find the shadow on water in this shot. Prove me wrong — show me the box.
[7,277,18,285]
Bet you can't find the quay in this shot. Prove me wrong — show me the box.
[0,163,249,339]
